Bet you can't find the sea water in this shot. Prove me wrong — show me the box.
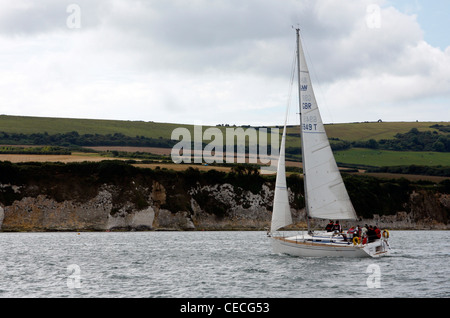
[0,230,448,298]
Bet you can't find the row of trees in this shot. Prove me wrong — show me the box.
[0,127,448,153]
[0,131,177,148]
[332,128,450,152]
[0,146,71,155]
[372,128,449,152]
[284,128,450,154]
[367,165,450,177]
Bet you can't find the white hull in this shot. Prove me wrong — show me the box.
[268,31,394,258]
[269,232,389,258]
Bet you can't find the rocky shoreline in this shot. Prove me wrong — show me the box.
[1,181,449,232]
[0,161,448,232]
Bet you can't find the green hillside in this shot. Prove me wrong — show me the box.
[323,121,442,141]
[0,115,449,171]
[0,115,186,139]
[1,114,447,142]
[333,148,449,167]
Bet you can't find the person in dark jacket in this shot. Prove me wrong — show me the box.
[367,225,376,242]
[332,220,342,232]
[374,226,381,240]
[325,220,334,232]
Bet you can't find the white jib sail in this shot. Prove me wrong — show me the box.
[298,33,357,220]
[270,124,293,232]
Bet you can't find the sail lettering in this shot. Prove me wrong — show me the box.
[302,123,317,131]
[302,102,312,110]
[301,84,308,91]
[304,115,317,123]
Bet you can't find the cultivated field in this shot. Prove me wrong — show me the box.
[321,121,443,141]
[0,153,121,163]
[333,148,450,167]
[0,115,448,183]
[0,148,446,183]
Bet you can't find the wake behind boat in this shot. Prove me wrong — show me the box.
[268,29,390,258]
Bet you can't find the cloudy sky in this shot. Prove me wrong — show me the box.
[0,0,449,126]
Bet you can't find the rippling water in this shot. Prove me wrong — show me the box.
[0,231,448,298]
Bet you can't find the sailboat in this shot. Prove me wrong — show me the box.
[268,29,390,258]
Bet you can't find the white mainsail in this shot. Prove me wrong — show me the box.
[269,29,390,258]
[270,124,293,232]
[297,32,357,221]
[270,30,356,234]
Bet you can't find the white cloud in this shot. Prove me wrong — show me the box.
[296,1,450,123]
[0,0,448,126]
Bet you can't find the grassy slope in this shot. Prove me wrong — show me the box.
[0,115,187,138]
[286,121,444,140]
[0,115,449,168]
[323,121,442,141]
[2,115,446,140]
[333,148,450,167]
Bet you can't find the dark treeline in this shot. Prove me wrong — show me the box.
[0,146,71,155]
[431,124,450,133]
[367,165,450,177]
[353,128,450,152]
[1,126,449,152]
[286,127,450,154]
[0,131,177,148]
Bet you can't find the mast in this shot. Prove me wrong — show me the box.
[296,28,311,232]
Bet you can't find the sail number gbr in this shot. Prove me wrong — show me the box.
[302,94,312,109]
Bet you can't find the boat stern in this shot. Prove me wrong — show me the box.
[362,240,390,258]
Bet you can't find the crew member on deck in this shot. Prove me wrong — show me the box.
[325,220,334,232]
[347,226,355,241]
[368,225,377,242]
[374,226,381,240]
[332,220,342,232]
